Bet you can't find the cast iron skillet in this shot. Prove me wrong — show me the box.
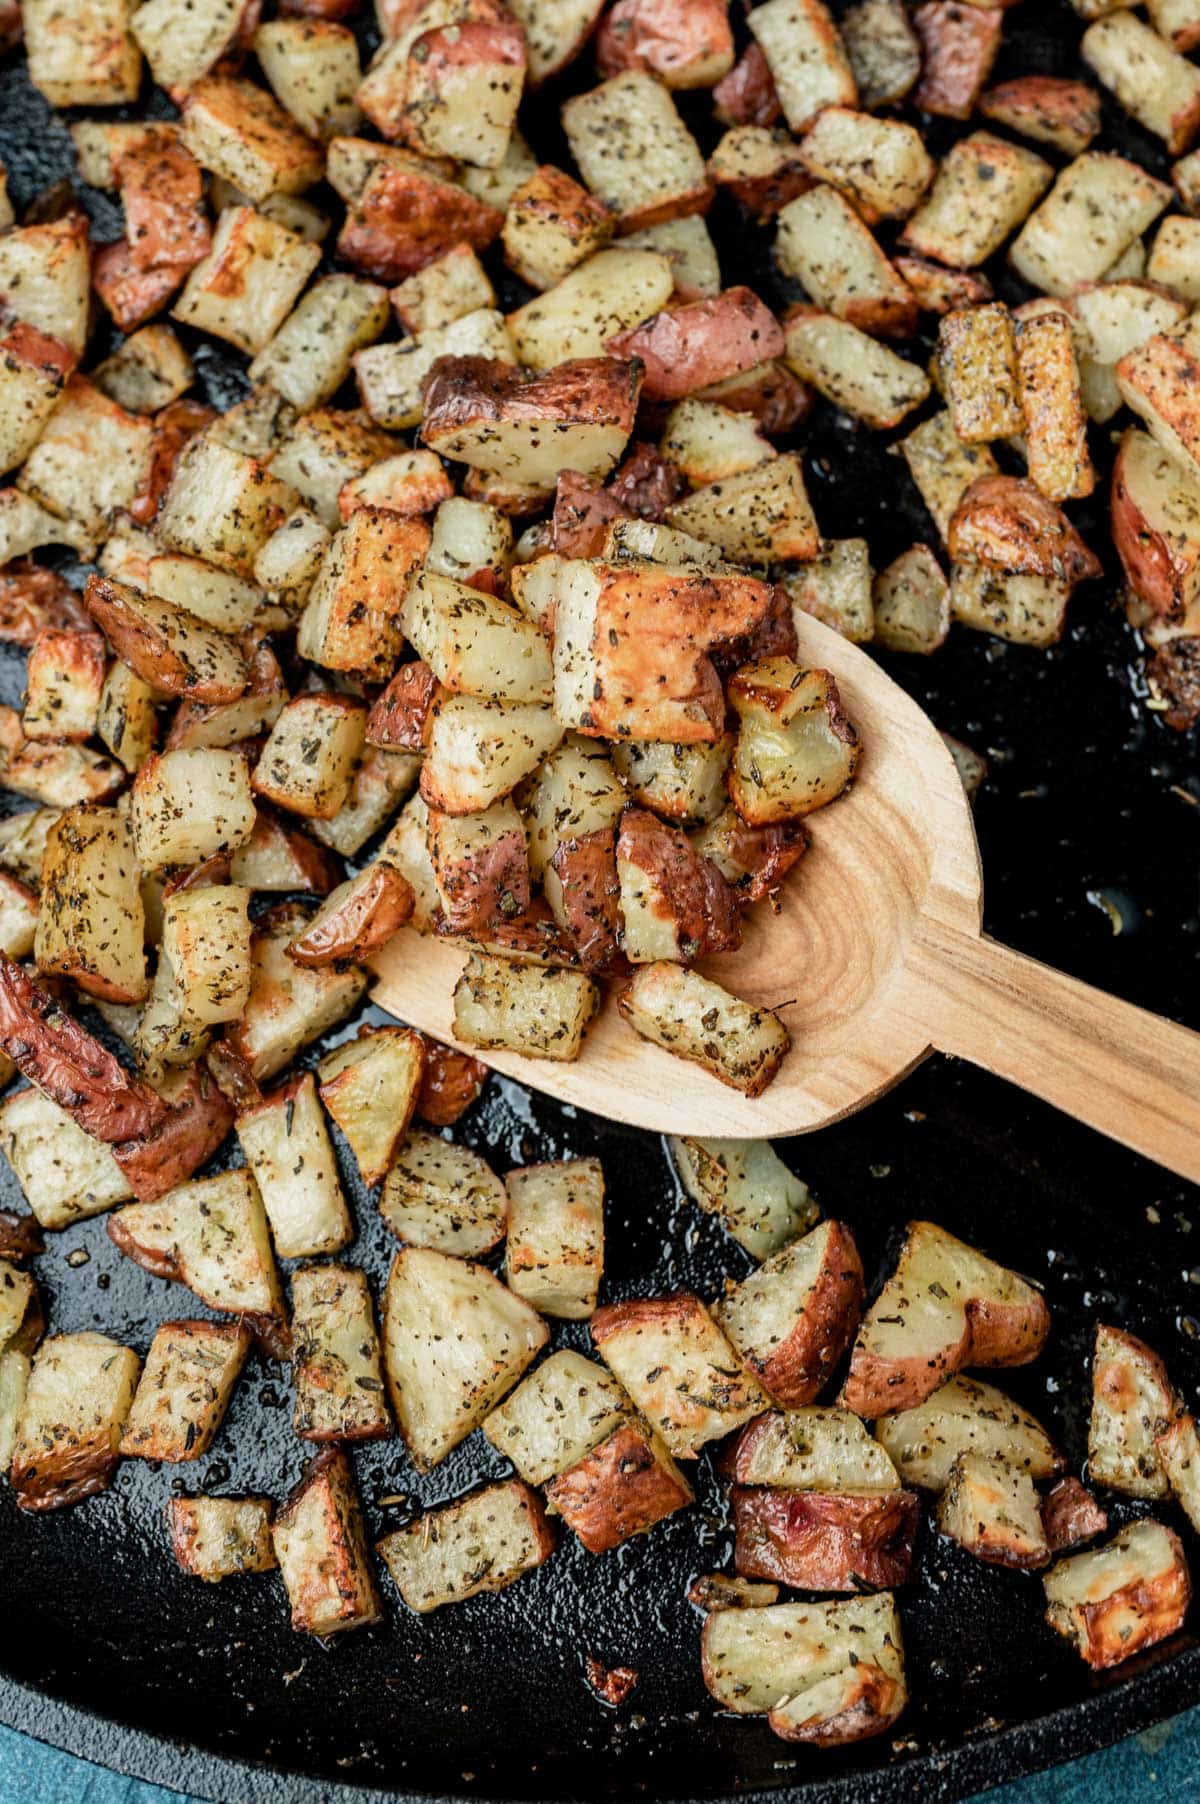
[0,3,1199,1800]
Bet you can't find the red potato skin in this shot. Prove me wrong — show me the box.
[2,320,76,385]
[427,811,531,935]
[117,140,211,275]
[965,1288,1052,1369]
[947,476,1102,587]
[607,288,784,403]
[1071,1533,1192,1670]
[713,42,781,127]
[912,3,1003,120]
[738,1222,864,1406]
[0,566,92,646]
[711,150,812,224]
[423,355,643,442]
[978,77,1101,150]
[1041,1478,1108,1554]
[83,572,249,705]
[1148,637,1200,730]
[731,1487,920,1592]
[711,581,798,682]
[697,361,812,436]
[719,817,810,906]
[111,1063,236,1204]
[1111,434,1198,621]
[584,1658,640,1706]
[551,828,623,973]
[596,0,734,87]
[609,443,689,519]
[337,165,503,283]
[287,864,415,967]
[892,257,994,315]
[130,399,218,529]
[92,241,187,334]
[841,1322,972,1419]
[166,636,284,750]
[0,955,167,1145]
[0,1210,45,1263]
[544,1422,692,1553]
[398,20,526,155]
[437,895,584,966]
[161,854,233,899]
[281,0,358,13]
[413,1033,489,1125]
[365,660,439,750]
[767,1663,907,1748]
[551,471,630,557]
[617,806,742,960]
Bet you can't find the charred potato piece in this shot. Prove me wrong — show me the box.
[481,1348,632,1485]
[979,77,1101,157]
[504,1158,605,1321]
[120,1320,250,1462]
[20,626,107,744]
[946,477,1101,585]
[237,1072,352,1259]
[591,1293,768,1459]
[378,1480,554,1614]
[272,1447,383,1637]
[174,207,322,358]
[843,1222,1050,1418]
[689,1573,780,1612]
[1015,310,1095,503]
[543,1417,693,1552]
[291,1263,391,1443]
[732,1486,919,1592]
[1044,1520,1191,1671]
[11,1332,140,1512]
[716,1221,863,1408]
[383,1245,548,1470]
[167,1495,277,1582]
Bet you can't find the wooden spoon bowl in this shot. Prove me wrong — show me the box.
[373,612,1200,1181]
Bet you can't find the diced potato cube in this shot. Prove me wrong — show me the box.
[173,207,322,356]
[453,953,600,1061]
[227,902,368,1083]
[669,1136,817,1259]
[272,1448,383,1636]
[130,749,256,871]
[381,1130,507,1259]
[317,1026,424,1188]
[377,1479,554,1613]
[35,805,146,1004]
[108,1168,284,1329]
[10,1331,140,1511]
[0,1087,133,1230]
[252,694,365,820]
[291,1263,391,1443]
[120,1320,250,1462]
[873,545,951,654]
[482,1349,632,1484]
[249,275,389,411]
[504,1158,605,1320]
[618,962,791,1096]
[24,0,140,107]
[168,1495,277,1582]
[591,1293,767,1458]
[237,1072,352,1259]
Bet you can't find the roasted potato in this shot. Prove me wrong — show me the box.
[317,1026,424,1188]
[1089,1323,1176,1499]
[591,1294,768,1459]
[272,1447,383,1636]
[453,952,600,1060]
[701,1595,907,1747]
[562,71,711,231]
[383,1244,548,1470]
[481,1348,632,1484]
[10,1331,140,1512]
[842,1222,1051,1418]
[167,1495,277,1582]
[716,1221,863,1407]
[504,1158,605,1321]
[120,1320,250,1463]
[291,1263,391,1443]
[776,187,917,341]
[378,1480,554,1613]
[728,1407,900,1494]
[669,1137,817,1260]
[936,1453,1050,1570]
[381,1129,506,1259]
[1043,1521,1191,1670]
[618,962,791,1096]
[35,806,146,1004]
[875,1373,1062,1491]
[236,1071,352,1259]
[543,1416,694,1552]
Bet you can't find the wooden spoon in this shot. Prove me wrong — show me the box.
[372,609,1200,1182]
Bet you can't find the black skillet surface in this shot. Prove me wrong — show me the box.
[1,3,1200,1800]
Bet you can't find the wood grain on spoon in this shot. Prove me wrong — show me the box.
[372,611,1200,1182]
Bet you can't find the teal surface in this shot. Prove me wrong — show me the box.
[2,1711,1199,1804]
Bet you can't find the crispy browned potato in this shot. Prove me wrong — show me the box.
[979,76,1101,157]
[1111,428,1200,621]
[544,1419,694,1552]
[338,160,503,284]
[167,1495,277,1582]
[10,1332,140,1512]
[842,1221,1051,1418]
[272,1446,383,1637]
[617,806,741,964]
[286,864,415,968]
[0,956,165,1145]
[112,1062,235,1205]
[1044,1521,1191,1670]
[0,1211,45,1263]
[591,1293,768,1458]
[947,476,1102,584]
[414,1034,490,1126]
[1089,1323,1176,1498]
[83,572,249,704]
[732,1486,920,1592]
[937,1454,1049,1569]
[606,288,783,403]
[551,829,622,973]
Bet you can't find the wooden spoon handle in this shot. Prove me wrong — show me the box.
[913,925,1200,1184]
